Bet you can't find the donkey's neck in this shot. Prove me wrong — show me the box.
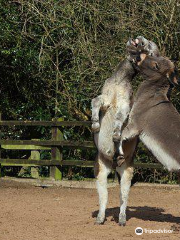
[112,59,136,84]
[135,76,170,101]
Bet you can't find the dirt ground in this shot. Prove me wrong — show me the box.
[0,179,180,240]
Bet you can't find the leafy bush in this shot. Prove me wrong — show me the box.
[1,0,180,182]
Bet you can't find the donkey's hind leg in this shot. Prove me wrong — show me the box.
[91,96,103,133]
[94,153,112,224]
[117,163,133,226]
[116,138,137,226]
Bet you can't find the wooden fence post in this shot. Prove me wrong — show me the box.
[50,118,63,180]
[30,140,40,178]
[0,112,2,178]
[18,139,40,178]
[177,171,180,185]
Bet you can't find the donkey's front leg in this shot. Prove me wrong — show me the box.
[113,101,130,142]
[119,124,139,156]
[94,154,112,224]
[91,96,103,133]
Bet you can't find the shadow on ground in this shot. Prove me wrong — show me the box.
[92,206,180,224]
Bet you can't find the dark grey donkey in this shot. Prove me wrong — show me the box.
[92,37,160,225]
[120,53,180,172]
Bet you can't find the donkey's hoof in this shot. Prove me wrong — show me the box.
[95,215,105,225]
[92,122,100,133]
[119,214,126,226]
[113,133,121,142]
[117,154,125,161]
[117,156,125,167]
[119,222,126,226]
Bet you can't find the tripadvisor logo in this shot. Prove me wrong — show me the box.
[135,227,143,235]
[135,227,173,235]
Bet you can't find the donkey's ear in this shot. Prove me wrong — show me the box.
[152,61,159,71]
[137,53,147,65]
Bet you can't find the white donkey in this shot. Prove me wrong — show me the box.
[92,36,160,225]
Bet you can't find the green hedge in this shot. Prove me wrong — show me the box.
[0,0,180,182]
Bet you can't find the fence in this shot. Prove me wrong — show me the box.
[0,118,170,181]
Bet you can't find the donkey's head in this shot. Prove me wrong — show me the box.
[136,53,180,86]
[126,36,160,63]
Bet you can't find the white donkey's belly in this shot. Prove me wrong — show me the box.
[94,108,116,159]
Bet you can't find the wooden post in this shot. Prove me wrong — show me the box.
[0,112,2,178]
[177,171,180,185]
[50,118,63,180]
[30,143,40,179]
[18,139,40,178]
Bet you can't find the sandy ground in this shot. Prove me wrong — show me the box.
[0,179,180,240]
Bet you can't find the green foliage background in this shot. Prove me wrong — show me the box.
[0,0,180,182]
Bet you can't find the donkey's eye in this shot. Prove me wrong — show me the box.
[153,62,159,70]
[141,42,144,46]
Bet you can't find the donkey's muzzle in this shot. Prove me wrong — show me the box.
[168,69,180,86]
